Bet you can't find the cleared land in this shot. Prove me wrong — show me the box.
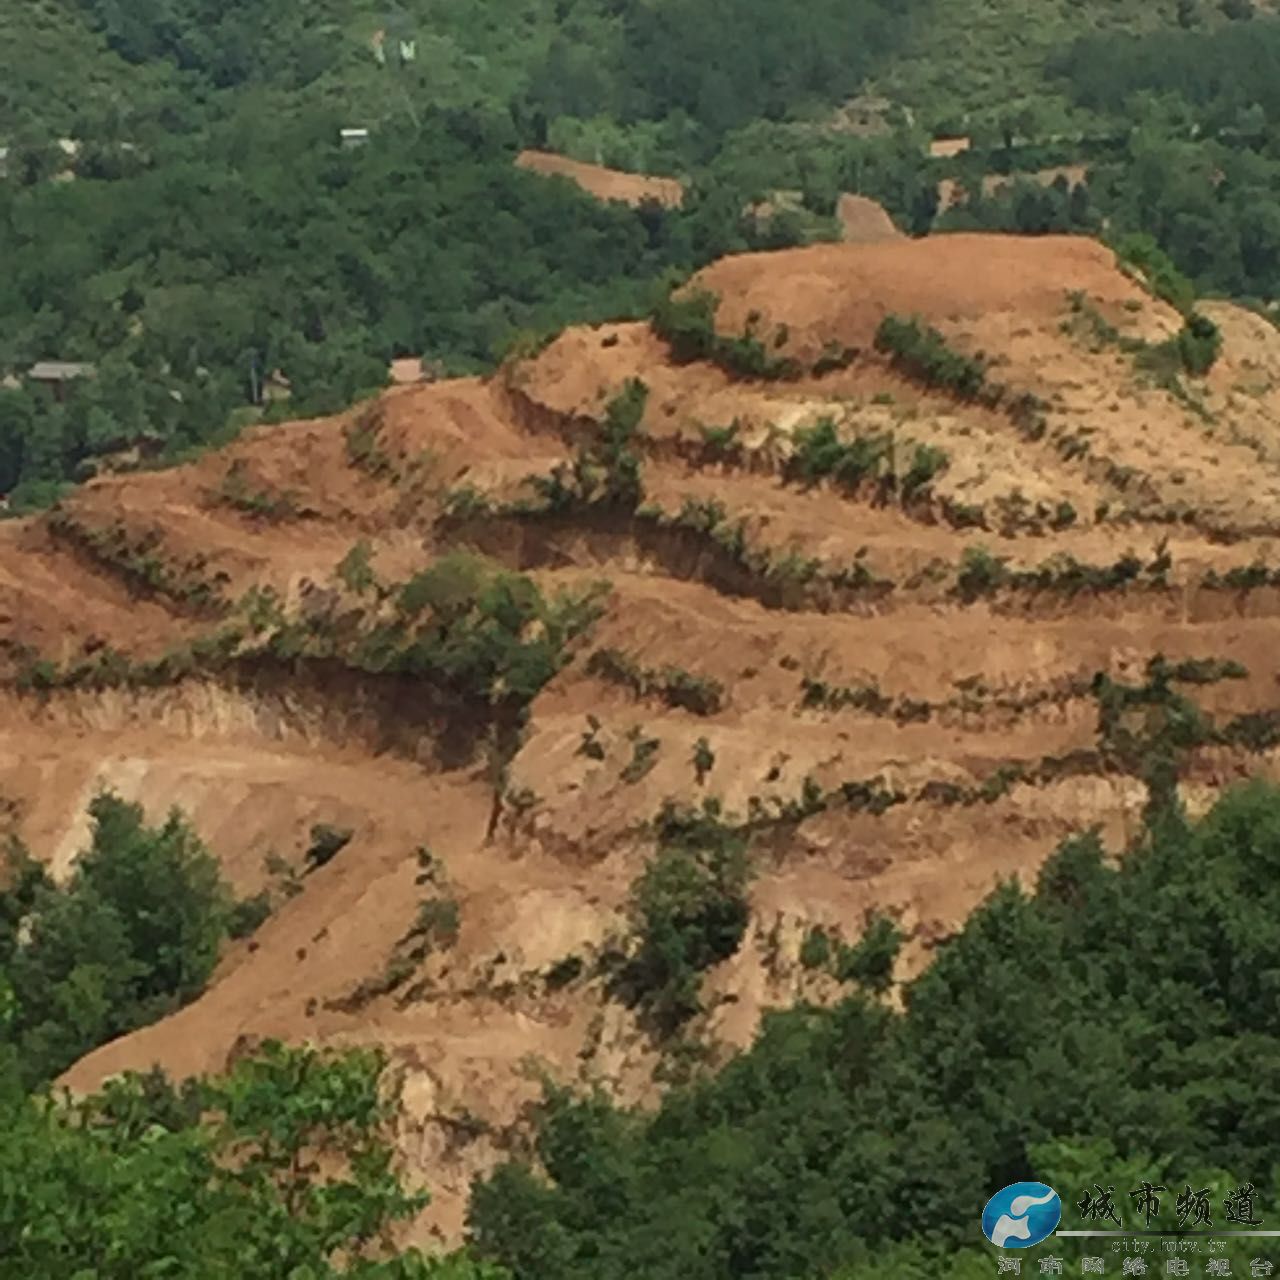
[5,233,1280,1242]
[515,149,685,207]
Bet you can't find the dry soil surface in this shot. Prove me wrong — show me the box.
[515,149,685,208]
[5,234,1280,1245]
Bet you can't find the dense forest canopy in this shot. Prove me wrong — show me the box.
[0,1036,509,1277]
[468,783,1280,1279]
[0,108,738,501]
[3,2,1279,504]
[1056,17,1280,123]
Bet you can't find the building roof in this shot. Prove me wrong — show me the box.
[27,361,96,381]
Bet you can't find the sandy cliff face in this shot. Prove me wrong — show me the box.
[4,233,1280,1242]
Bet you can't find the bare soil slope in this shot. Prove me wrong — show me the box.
[515,149,685,208]
[6,234,1280,1244]
[837,192,904,243]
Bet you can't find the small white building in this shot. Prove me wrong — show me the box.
[26,361,96,402]
[340,128,370,148]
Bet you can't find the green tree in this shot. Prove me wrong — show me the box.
[833,912,903,993]
[472,778,1280,1280]
[0,795,231,1087]
[616,810,751,1034]
[0,1039,511,1277]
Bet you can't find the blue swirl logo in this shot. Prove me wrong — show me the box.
[982,1182,1062,1248]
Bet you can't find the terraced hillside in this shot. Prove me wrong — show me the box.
[5,232,1280,1243]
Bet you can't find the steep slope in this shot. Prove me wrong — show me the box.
[4,233,1280,1243]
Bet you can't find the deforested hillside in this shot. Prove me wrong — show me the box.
[4,233,1280,1253]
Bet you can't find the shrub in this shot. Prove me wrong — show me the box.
[800,676,895,717]
[16,658,59,691]
[227,891,273,939]
[414,897,461,951]
[651,288,720,363]
[619,813,752,1035]
[0,1041,444,1274]
[364,552,606,710]
[1008,391,1049,440]
[344,407,395,477]
[874,315,989,400]
[305,824,353,871]
[786,418,894,490]
[621,733,662,784]
[1176,311,1222,375]
[545,954,585,990]
[812,341,857,376]
[1136,313,1223,384]
[577,714,607,760]
[693,737,716,785]
[413,845,441,885]
[716,330,802,381]
[1113,232,1196,314]
[588,649,725,716]
[515,381,649,515]
[799,925,833,970]
[336,540,376,595]
[1052,501,1077,530]
[838,776,906,815]
[661,669,725,716]
[441,484,494,521]
[1165,656,1248,684]
[651,287,801,380]
[956,545,1010,600]
[47,512,231,617]
[832,912,903,993]
[901,443,949,499]
[977,763,1028,803]
[698,421,744,464]
[501,326,560,362]
[1221,710,1280,753]
[779,775,827,822]
[505,786,539,816]
[219,460,297,521]
[765,549,821,588]
[599,378,649,508]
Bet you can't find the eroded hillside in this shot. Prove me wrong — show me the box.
[5,233,1280,1243]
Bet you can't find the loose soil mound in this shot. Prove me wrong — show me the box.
[689,234,1155,363]
[515,149,684,208]
[4,231,1280,1246]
